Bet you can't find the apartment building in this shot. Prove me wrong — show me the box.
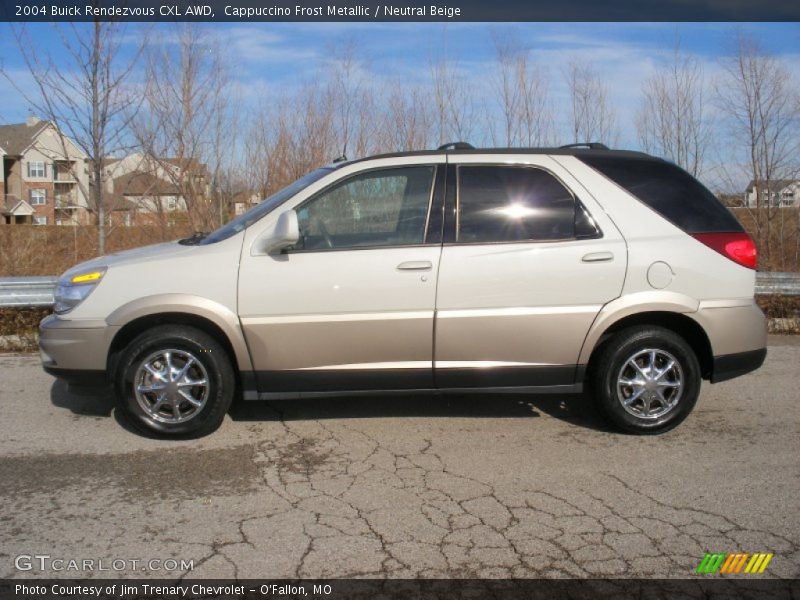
[1,116,89,226]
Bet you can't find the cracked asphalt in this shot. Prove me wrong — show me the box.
[0,336,798,580]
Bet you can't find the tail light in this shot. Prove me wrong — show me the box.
[692,232,757,269]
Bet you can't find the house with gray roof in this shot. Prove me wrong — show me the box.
[102,151,210,227]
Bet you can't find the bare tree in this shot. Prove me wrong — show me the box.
[715,33,800,268]
[491,35,522,147]
[491,34,554,147]
[326,42,377,158]
[430,53,478,144]
[378,83,434,152]
[565,60,618,146]
[2,21,145,253]
[636,41,708,176]
[244,108,273,200]
[132,24,235,233]
[247,82,338,197]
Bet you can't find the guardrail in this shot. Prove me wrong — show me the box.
[756,271,800,296]
[0,272,798,309]
[0,277,58,308]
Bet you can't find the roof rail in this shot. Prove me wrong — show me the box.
[437,142,475,151]
[559,142,609,150]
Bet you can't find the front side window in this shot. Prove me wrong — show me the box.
[28,162,46,178]
[457,166,597,243]
[30,189,47,205]
[296,166,435,251]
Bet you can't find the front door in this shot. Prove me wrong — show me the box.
[434,157,627,389]
[238,163,444,395]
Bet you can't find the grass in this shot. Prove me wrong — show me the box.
[1,209,797,275]
[0,224,191,277]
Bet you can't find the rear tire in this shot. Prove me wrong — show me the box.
[592,326,700,434]
[114,325,235,437]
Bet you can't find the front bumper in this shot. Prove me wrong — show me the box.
[39,314,118,383]
[42,364,107,385]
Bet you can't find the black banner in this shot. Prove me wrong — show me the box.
[2,579,800,600]
[1,0,800,22]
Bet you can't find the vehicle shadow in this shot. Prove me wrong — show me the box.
[229,391,613,432]
[50,380,613,434]
[49,380,149,437]
[50,379,114,417]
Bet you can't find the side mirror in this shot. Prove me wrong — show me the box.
[256,210,299,255]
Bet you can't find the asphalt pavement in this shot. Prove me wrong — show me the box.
[0,337,798,579]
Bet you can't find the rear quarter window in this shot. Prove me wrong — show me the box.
[579,156,743,234]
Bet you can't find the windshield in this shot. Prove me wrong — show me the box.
[198,167,335,245]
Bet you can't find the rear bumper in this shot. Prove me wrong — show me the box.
[693,299,767,383]
[711,347,767,383]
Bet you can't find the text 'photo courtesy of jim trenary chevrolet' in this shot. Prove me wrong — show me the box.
[0,1,798,598]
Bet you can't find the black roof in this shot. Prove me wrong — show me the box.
[346,145,657,167]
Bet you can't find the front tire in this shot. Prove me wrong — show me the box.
[592,326,701,434]
[114,325,235,437]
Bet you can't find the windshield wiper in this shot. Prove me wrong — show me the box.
[178,231,209,245]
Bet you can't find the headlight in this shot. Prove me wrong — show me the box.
[54,267,107,314]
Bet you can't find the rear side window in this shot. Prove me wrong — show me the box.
[580,156,743,234]
[457,166,599,243]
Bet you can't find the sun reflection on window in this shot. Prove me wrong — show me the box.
[493,203,539,220]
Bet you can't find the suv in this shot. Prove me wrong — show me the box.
[39,144,767,437]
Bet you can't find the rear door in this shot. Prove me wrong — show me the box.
[434,155,626,389]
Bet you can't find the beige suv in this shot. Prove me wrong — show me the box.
[39,144,767,437]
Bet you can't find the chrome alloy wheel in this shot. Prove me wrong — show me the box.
[133,349,209,424]
[616,348,683,420]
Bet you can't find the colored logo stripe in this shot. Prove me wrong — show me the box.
[744,553,773,574]
[696,553,726,574]
[696,552,773,574]
[719,553,748,574]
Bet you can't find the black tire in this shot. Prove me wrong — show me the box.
[114,325,235,437]
[591,326,701,434]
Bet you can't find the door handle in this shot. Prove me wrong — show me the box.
[397,261,432,271]
[581,251,614,263]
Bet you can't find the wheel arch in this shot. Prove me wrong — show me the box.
[105,295,253,378]
[583,310,713,380]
